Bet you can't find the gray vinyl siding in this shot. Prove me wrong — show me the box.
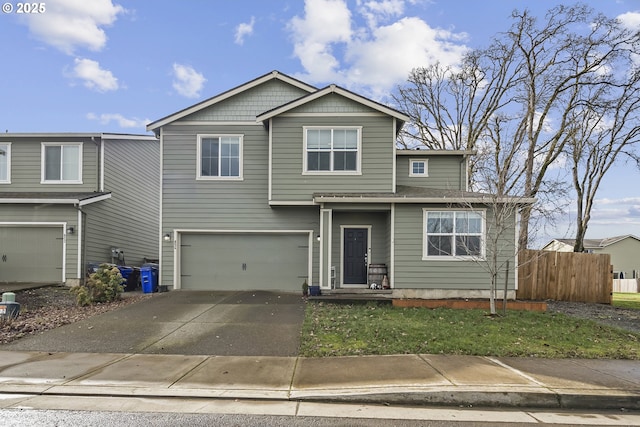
[160,123,321,288]
[393,204,516,290]
[83,138,160,267]
[0,204,79,281]
[396,155,464,190]
[0,136,99,192]
[291,93,379,114]
[271,115,395,201]
[186,80,312,121]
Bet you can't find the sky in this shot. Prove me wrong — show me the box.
[0,0,639,246]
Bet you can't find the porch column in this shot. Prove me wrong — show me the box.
[320,208,332,289]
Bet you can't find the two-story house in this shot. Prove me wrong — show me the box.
[0,133,159,286]
[148,71,527,299]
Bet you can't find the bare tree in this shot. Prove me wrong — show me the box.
[568,69,640,252]
[395,3,640,250]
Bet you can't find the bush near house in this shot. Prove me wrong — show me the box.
[71,264,125,306]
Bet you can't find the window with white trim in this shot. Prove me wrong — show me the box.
[304,127,361,173]
[423,210,484,259]
[42,143,82,183]
[197,135,243,180]
[410,159,427,176]
[0,143,10,183]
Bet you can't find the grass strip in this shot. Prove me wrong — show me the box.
[300,301,640,359]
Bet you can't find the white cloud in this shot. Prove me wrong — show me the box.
[617,11,640,30]
[287,0,468,96]
[357,0,405,28]
[288,0,353,82]
[86,112,148,128]
[172,63,206,98]
[24,0,125,54]
[70,58,119,92]
[235,16,256,45]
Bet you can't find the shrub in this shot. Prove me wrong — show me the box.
[71,264,125,306]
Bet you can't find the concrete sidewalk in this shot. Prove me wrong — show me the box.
[0,350,638,410]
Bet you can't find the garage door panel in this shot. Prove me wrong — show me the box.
[0,226,63,282]
[181,233,309,291]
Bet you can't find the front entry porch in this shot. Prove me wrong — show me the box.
[319,208,391,291]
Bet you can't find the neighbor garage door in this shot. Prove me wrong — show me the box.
[0,226,64,282]
[180,233,309,291]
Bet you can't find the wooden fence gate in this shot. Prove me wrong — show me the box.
[517,249,612,303]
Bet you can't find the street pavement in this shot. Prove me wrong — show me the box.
[0,286,638,411]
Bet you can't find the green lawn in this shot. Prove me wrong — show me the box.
[300,300,640,359]
[613,292,640,310]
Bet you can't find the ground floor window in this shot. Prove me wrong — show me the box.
[423,210,484,259]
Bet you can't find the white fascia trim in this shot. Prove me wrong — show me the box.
[78,193,112,206]
[176,229,314,234]
[76,209,82,278]
[148,71,316,131]
[269,200,317,206]
[396,150,476,156]
[276,112,387,118]
[159,127,165,287]
[100,138,105,191]
[0,194,111,205]
[392,119,397,193]
[390,203,395,288]
[268,118,273,202]
[314,196,537,204]
[170,121,263,126]
[0,221,66,226]
[101,133,158,141]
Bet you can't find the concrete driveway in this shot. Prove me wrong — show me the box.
[2,290,306,356]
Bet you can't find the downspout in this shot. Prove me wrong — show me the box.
[91,136,103,192]
[74,204,88,285]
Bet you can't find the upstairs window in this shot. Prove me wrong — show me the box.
[304,127,361,174]
[197,135,243,180]
[0,143,10,183]
[42,143,82,183]
[423,210,484,259]
[410,159,428,176]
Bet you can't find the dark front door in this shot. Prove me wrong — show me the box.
[344,228,368,284]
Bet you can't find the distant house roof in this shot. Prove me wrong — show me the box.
[547,235,640,249]
[0,192,111,206]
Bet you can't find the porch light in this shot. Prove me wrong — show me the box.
[163,233,171,242]
[66,226,74,234]
[316,234,321,242]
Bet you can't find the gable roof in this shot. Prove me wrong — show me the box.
[146,71,317,132]
[548,235,640,249]
[256,84,410,125]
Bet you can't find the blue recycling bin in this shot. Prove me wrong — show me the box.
[141,264,159,293]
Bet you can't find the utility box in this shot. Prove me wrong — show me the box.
[0,292,20,320]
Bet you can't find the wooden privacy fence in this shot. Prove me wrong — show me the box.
[517,249,612,304]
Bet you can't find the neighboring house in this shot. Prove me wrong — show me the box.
[147,71,530,298]
[0,133,159,285]
[543,235,640,279]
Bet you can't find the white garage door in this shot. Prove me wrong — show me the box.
[0,226,64,282]
[179,233,310,291]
